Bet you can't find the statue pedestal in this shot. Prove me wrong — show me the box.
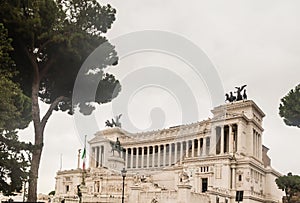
[80,185,88,194]
[107,156,125,171]
[177,184,192,203]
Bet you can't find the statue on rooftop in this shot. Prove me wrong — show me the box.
[225,85,247,103]
[235,85,247,101]
[105,114,122,128]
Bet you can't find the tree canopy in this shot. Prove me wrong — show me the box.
[279,84,300,128]
[276,172,300,203]
[0,0,120,114]
[0,23,32,196]
[0,0,120,201]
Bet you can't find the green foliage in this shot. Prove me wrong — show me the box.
[279,84,300,128]
[0,131,32,196]
[0,0,120,114]
[0,23,31,132]
[0,0,120,200]
[276,172,300,203]
[0,23,32,196]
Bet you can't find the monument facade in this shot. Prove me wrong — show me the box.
[54,100,283,203]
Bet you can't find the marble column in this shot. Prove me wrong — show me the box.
[174,142,178,163]
[220,126,224,154]
[169,144,172,166]
[136,147,139,168]
[147,146,150,168]
[91,147,96,167]
[229,125,233,154]
[186,140,189,158]
[232,165,236,190]
[180,142,183,165]
[163,144,167,167]
[125,148,128,168]
[210,127,216,155]
[203,137,206,156]
[141,147,144,168]
[197,138,201,157]
[96,146,100,167]
[158,145,161,167]
[130,148,133,169]
[191,140,195,158]
[152,146,155,167]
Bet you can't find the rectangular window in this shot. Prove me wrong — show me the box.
[238,174,242,181]
[66,185,69,192]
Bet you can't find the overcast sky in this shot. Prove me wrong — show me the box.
[19,0,300,194]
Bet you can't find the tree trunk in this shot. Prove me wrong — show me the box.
[28,142,43,202]
[27,74,66,201]
[27,79,43,202]
[25,49,67,202]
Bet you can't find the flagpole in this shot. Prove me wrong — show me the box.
[81,135,87,185]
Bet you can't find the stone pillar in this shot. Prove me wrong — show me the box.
[147,146,150,168]
[191,140,195,158]
[210,126,216,155]
[229,125,234,154]
[254,131,257,157]
[163,144,167,167]
[185,140,189,158]
[96,146,100,167]
[203,137,206,156]
[177,184,192,203]
[158,145,161,167]
[89,148,94,168]
[125,148,128,168]
[220,126,224,154]
[197,138,201,157]
[128,185,141,203]
[257,133,260,159]
[174,142,178,163]
[231,164,236,190]
[130,148,133,169]
[169,144,172,166]
[136,147,139,168]
[237,122,243,154]
[141,147,144,168]
[180,142,183,165]
[152,145,155,167]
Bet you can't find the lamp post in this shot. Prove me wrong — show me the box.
[121,168,127,203]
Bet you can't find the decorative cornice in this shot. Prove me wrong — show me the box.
[212,100,265,118]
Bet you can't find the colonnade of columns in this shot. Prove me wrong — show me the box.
[89,122,262,170]
[124,123,243,169]
[91,146,104,168]
[214,123,244,155]
[124,137,210,169]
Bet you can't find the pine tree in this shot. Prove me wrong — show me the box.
[279,84,300,128]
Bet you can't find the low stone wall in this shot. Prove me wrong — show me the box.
[140,190,177,203]
[190,192,210,203]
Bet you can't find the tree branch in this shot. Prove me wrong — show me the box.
[41,96,68,130]
[37,39,53,56]
[21,42,39,84]
[39,57,55,80]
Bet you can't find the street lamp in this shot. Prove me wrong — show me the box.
[121,168,127,203]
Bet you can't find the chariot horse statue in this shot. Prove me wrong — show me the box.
[105,114,122,128]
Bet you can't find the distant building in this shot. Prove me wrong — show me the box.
[54,100,283,203]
